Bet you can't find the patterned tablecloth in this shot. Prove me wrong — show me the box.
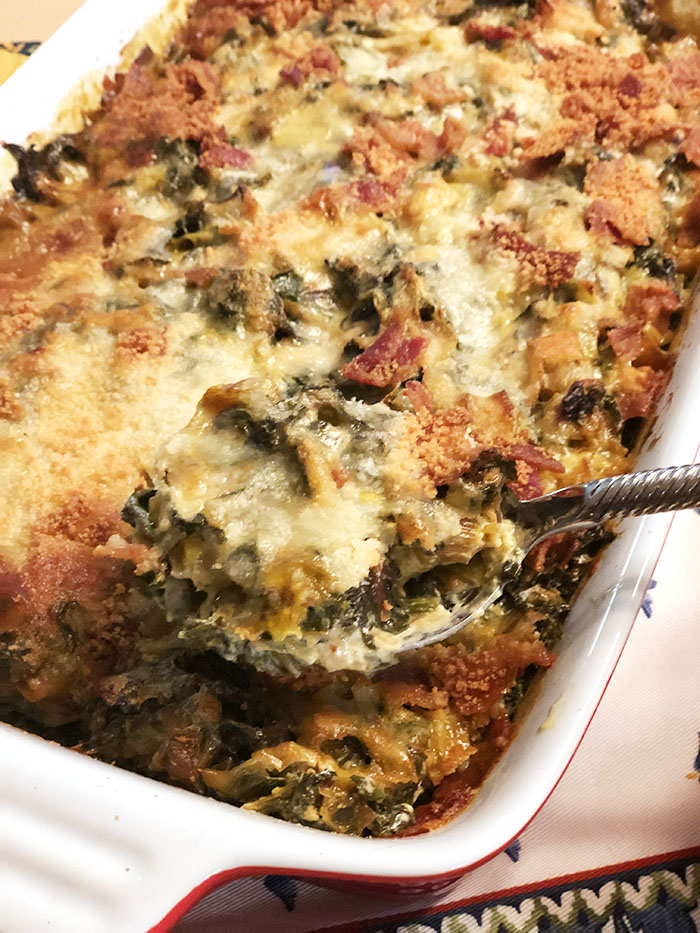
[1,19,699,933]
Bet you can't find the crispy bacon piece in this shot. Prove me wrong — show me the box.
[608,294,677,419]
[344,113,465,182]
[279,63,304,88]
[615,365,667,420]
[608,324,645,360]
[506,443,565,475]
[509,459,544,500]
[403,379,434,413]
[427,638,554,717]
[413,72,466,108]
[482,107,517,157]
[185,267,219,288]
[617,332,669,371]
[618,73,642,98]
[584,155,663,246]
[94,52,255,178]
[438,115,469,154]
[608,284,675,379]
[350,177,396,209]
[343,125,410,181]
[494,227,579,285]
[505,443,565,500]
[605,283,677,379]
[465,20,516,42]
[199,134,253,170]
[279,44,340,87]
[370,115,442,163]
[623,281,679,331]
[342,322,428,387]
[304,177,399,219]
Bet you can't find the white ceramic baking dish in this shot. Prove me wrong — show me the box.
[1,3,699,930]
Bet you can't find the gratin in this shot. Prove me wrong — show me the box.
[1,0,698,837]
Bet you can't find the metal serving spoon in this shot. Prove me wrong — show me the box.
[399,462,700,654]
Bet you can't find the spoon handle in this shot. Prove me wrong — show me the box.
[578,462,700,524]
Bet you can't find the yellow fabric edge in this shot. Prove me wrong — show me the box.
[0,49,27,85]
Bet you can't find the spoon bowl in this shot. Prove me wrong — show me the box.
[393,462,700,656]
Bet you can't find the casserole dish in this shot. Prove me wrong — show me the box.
[1,1,699,930]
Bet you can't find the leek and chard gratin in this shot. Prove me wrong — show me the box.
[1,0,698,837]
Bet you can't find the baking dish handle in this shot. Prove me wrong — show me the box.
[2,722,281,933]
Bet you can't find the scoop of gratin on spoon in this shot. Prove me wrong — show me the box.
[122,379,700,676]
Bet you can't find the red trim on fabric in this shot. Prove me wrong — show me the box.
[152,467,699,933]
[150,864,468,932]
[308,847,700,933]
